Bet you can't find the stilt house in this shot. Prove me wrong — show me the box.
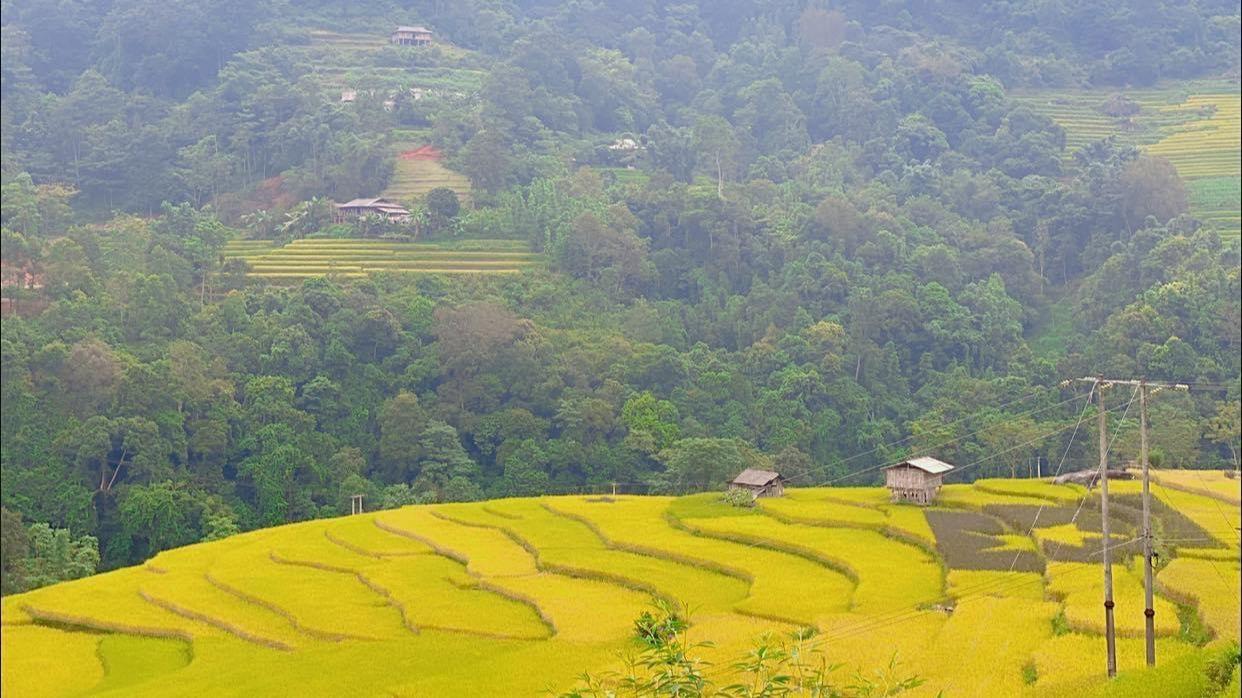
[883,457,954,505]
[728,469,787,498]
[391,25,433,46]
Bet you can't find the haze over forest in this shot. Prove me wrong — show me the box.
[0,0,1238,594]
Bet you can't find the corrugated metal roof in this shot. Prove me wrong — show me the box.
[730,469,784,487]
[886,456,955,474]
[337,198,409,211]
[394,26,432,33]
[336,198,383,208]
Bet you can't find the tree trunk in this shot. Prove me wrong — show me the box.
[105,448,129,492]
[715,153,724,200]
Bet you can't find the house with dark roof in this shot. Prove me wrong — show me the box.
[883,456,954,505]
[728,469,787,498]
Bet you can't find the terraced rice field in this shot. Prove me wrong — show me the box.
[301,28,483,90]
[221,238,537,280]
[291,28,480,206]
[1013,81,1241,235]
[383,142,473,203]
[2,475,1238,696]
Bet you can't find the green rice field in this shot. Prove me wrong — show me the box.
[222,238,537,280]
[2,474,1238,696]
[1013,80,1241,235]
[383,148,473,203]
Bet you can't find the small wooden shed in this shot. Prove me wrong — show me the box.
[728,469,787,498]
[883,456,954,505]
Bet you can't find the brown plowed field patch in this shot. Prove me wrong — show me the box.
[398,145,443,160]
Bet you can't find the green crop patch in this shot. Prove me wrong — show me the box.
[93,634,192,694]
[926,509,1044,572]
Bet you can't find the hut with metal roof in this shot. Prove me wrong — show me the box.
[883,457,954,505]
[334,197,411,222]
[728,469,787,498]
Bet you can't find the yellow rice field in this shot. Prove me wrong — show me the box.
[222,238,538,280]
[2,474,1238,696]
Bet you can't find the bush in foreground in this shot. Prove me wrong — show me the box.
[560,601,924,697]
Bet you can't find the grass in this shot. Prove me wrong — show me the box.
[919,595,1058,696]
[680,513,942,614]
[546,496,855,625]
[1110,481,1241,549]
[938,483,1052,508]
[945,570,1046,601]
[1046,561,1181,638]
[0,625,104,697]
[1157,557,1241,643]
[435,499,751,613]
[1027,634,1201,696]
[778,487,938,545]
[93,634,191,694]
[383,154,473,202]
[207,537,408,641]
[2,475,1238,696]
[972,479,1086,504]
[1148,469,1242,506]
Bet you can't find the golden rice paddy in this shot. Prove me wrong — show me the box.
[2,474,1237,696]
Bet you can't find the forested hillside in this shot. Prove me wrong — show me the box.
[1,0,1239,584]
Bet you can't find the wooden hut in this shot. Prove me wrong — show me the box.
[883,457,954,505]
[728,469,786,498]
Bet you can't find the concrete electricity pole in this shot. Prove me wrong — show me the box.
[1075,375,1189,673]
[1140,379,1156,666]
[1096,377,1117,678]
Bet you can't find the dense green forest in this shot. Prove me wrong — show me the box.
[1,0,1239,590]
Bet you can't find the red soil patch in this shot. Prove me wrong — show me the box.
[215,175,298,222]
[398,145,443,161]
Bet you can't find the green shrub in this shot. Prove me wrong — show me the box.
[721,489,755,508]
[1205,642,1241,693]
[562,601,924,698]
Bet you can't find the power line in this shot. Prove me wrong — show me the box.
[940,392,1139,484]
[781,390,1088,487]
[1007,383,1099,572]
[802,390,1096,488]
[815,389,1144,647]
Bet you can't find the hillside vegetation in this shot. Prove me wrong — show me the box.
[1013,81,1241,235]
[2,477,1239,697]
[2,6,1240,694]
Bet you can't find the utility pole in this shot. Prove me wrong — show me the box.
[1096,377,1117,678]
[1074,376,1189,673]
[1140,379,1156,666]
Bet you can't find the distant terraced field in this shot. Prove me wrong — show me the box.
[222,238,536,280]
[299,27,485,91]
[282,29,480,208]
[1013,81,1241,235]
[2,476,1238,696]
[383,142,472,203]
